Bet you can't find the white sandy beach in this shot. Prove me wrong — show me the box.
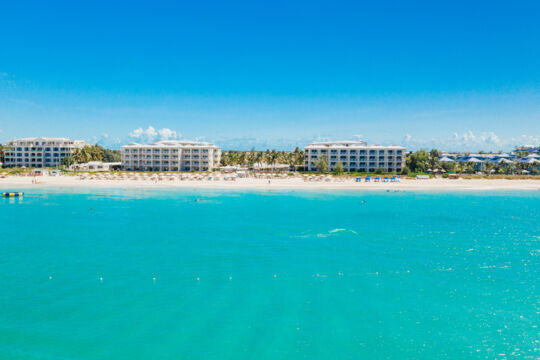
[1,175,540,191]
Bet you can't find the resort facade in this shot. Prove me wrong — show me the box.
[2,137,88,168]
[121,140,221,171]
[304,141,406,173]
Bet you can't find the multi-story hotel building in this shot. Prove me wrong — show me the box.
[304,141,406,173]
[2,137,88,168]
[121,140,221,171]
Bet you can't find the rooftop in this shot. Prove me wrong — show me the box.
[305,141,405,149]
[6,137,87,143]
[122,140,220,148]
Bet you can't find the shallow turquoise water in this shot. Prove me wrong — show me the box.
[0,188,539,359]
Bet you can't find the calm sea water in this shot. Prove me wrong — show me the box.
[0,188,539,359]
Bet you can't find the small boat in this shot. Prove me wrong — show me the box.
[2,192,24,197]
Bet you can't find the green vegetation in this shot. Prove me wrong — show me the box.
[332,162,344,174]
[220,148,304,169]
[315,156,328,173]
[71,144,121,164]
[61,156,75,167]
[406,149,455,174]
[102,148,121,162]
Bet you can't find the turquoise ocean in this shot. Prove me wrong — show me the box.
[1,188,539,359]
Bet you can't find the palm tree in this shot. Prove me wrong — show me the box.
[268,150,279,172]
[315,155,328,173]
[254,152,264,168]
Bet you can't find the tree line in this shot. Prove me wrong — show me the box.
[404,149,539,175]
[220,148,304,168]
[61,145,121,167]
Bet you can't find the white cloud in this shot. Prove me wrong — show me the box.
[400,130,540,152]
[157,128,178,140]
[511,134,540,146]
[449,131,503,149]
[128,126,181,143]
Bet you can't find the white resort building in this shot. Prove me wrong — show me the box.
[121,140,221,171]
[2,137,88,168]
[304,141,406,173]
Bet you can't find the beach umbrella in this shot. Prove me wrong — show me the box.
[438,157,454,162]
[521,170,530,174]
[466,157,483,163]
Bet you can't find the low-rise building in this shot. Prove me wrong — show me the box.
[2,137,88,168]
[514,145,540,154]
[121,140,221,171]
[71,161,122,172]
[304,141,406,173]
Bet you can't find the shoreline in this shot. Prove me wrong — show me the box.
[1,176,540,192]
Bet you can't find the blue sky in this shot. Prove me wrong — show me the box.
[1,0,539,150]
